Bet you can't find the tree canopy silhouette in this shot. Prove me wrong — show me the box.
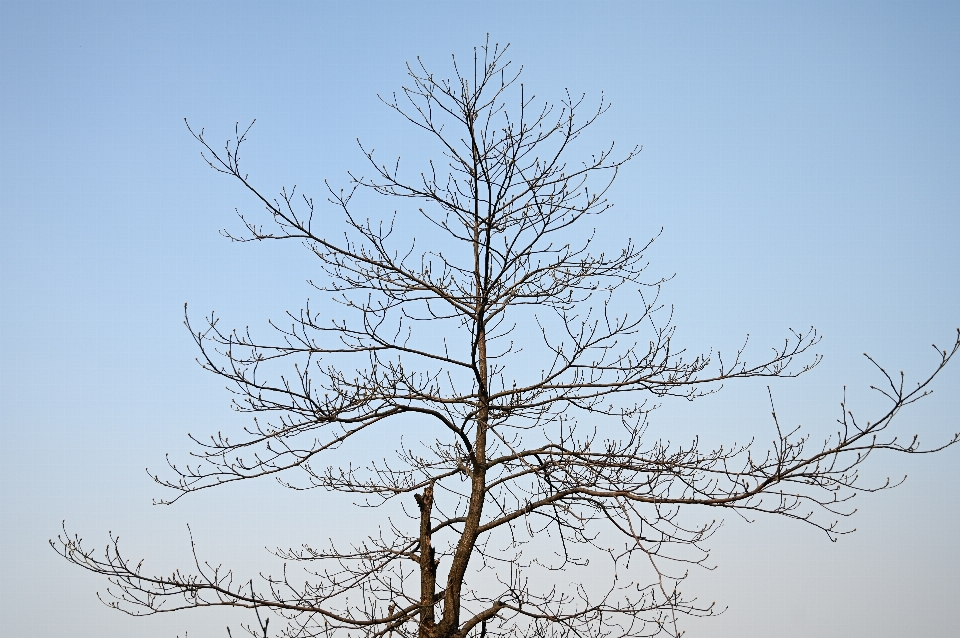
[56,41,959,638]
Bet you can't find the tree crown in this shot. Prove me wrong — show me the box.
[55,40,959,638]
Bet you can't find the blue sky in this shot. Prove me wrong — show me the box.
[1,2,958,636]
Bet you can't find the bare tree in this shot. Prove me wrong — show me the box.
[56,41,959,638]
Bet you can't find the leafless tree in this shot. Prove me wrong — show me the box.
[55,40,959,638]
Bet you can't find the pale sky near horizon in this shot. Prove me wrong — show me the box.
[1,2,958,637]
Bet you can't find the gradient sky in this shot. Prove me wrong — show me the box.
[1,2,958,637]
